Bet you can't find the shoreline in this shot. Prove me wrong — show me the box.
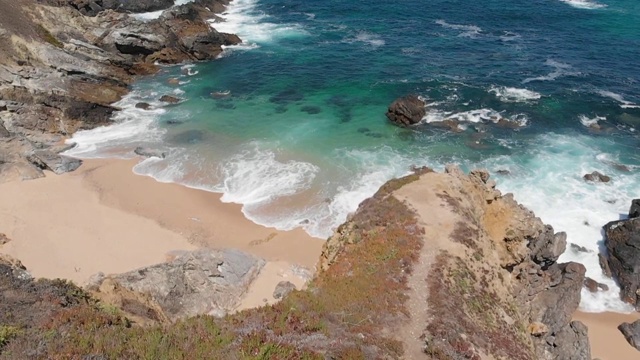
[0,157,324,292]
[574,310,640,360]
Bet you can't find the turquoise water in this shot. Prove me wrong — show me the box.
[67,0,639,312]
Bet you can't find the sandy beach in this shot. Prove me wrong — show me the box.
[574,310,640,360]
[0,158,324,299]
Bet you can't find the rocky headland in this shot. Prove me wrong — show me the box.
[0,0,239,183]
[0,167,595,358]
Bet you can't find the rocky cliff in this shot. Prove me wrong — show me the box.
[0,0,239,182]
[0,168,592,359]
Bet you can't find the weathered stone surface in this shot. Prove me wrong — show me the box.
[273,281,296,299]
[547,321,592,360]
[0,122,10,137]
[602,217,640,308]
[385,94,426,126]
[159,95,181,104]
[27,150,82,174]
[0,233,10,245]
[92,249,265,321]
[135,102,151,110]
[583,277,608,293]
[529,226,567,268]
[629,199,640,219]
[619,320,640,351]
[583,171,611,183]
[134,146,166,159]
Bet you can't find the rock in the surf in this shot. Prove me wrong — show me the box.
[600,211,640,309]
[160,95,181,104]
[629,199,640,219]
[583,171,611,183]
[135,102,152,110]
[618,320,640,351]
[134,147,166,159]
[385,94,426,126]
[583,277,608,293]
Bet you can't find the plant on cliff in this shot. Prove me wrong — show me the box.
[1,173,427,359]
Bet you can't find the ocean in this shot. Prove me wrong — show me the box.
[66,0,640,313]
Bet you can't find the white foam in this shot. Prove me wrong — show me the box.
[481,133,636,313]
[579,115,606,127]
[64,91,167,158]
[489,86,542,102]
[597,90,640,109]
[423,108,528,127]
[214,144,319,205]
[500,31,521,42]
[560,0,607,9]
[351,32,386,47]
[523,59,580,83]
[435,19,482,38]
[209,0,307,46]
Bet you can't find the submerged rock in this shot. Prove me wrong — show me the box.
[134,147,166,159]
[583,171,611,183]
[618,320,640,351]
[135,102,151,110]
[301,105,322,114]
[160,95,181,104]
[385,94,426,126]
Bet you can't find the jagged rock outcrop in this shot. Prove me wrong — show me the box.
[323,165,591,359]
[599,202,640,309]
[0,0,240,182]
[583,171,611,183]
[619,320,640,351]
[88,249,265,322]
[630,198,640,219]
[385,94,426,126]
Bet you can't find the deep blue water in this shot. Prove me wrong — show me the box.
[69,0,640,312]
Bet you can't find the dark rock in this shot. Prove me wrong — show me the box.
[273,281,296,299]
[301,105,322,115]
[496,169,510,175]
[430,119,462,132]
[569,243,591,253]
[165,119,185,126]
[583,277,608,293]
[134,147,166,159]
[160,95,181,104]
[598,253,612,278]
[27,151,82,174]
[548,321,592,360]
[602,217,640,307]
[618,320,640,351]
[529,225,567,267]
[168,129,206,144]
[385,94,426,126]
[269,89,304,104]
[629,199,640,219]
[135,102,151,110]
[583,171,611,183]
[530,262,585,334]
[357,127,370,133]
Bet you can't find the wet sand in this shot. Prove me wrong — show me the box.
[574,310,640,360]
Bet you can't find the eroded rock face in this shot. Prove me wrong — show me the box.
[619,320,640,351]
[90,249,265,322]
[385,94,426,126]
[583,171,611,183]
[600,216,640,309]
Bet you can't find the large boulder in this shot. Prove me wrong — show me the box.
[385,94,426,126]
[600,214,640,308]
[27,150,82,174]
[619,320,640,351]
[583,171,611,183]
[90,249,264,322]
[629,199,640,219]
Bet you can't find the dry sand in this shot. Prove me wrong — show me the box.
[574,311,640,360]
[0,158,324,298]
